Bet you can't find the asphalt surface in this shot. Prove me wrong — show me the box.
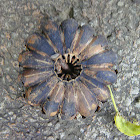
[0,0,140,139]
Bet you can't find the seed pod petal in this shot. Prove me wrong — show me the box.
[27,75,59,106]
[72,25,95,55]
[41,19,63,54]
[18,50,53,69]
[61,19,78,53]
[82,50,118,65]
[21,68,54,87]
[79,35,108,61]
[61,83,77,120]
[43,82,65,117]
[74,80,97,117]
[96,70,117,85]
[26,33,57,56]
[80,72,110,102]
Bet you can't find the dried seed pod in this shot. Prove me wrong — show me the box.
[18,18,117,120]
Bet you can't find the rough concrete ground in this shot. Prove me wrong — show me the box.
[0,0,140,139]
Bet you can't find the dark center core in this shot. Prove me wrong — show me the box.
[54,54,82,81]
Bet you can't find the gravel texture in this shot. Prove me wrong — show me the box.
[0,0,140,139]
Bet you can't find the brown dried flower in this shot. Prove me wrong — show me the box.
[18,18,117,119]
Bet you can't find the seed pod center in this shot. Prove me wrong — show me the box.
[54,53,82,81]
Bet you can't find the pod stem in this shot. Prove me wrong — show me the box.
[107,85,119,113]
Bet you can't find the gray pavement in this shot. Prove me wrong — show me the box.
[0,0,140,139]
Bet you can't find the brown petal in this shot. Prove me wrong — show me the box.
[60,19,79,53]
[74,80,97,117]
[61,82,77,120]
[43,81,65,117]
[83,66,117,85]
[79,35,108,61]
[72,25,95,55]
[18,51,53,69]
[21,68,54,87]
[41,19,63,54]
[80,73,110,102]
[26,33,57,56]
[27,75,59,106]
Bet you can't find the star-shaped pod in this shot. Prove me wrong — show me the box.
[18,18,117,120]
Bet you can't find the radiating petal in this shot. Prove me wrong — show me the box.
[43,81,65,117]
[80,72,110,102]
[61,82,77,120]
[61,19,78,53]
[96,70,117,85]
[18,50,53,69]
[72,25,95,55]
[79,35,108,61]
[21,68,54,87]
[74,80,97,117]
[83,67,117,85]
[81,50,117,65]
[26,75,59,106]
[83,63,114,70]
[41,19,63,54]
[26,33,56,56]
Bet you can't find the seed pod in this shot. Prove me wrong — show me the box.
[18,18,117,119]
